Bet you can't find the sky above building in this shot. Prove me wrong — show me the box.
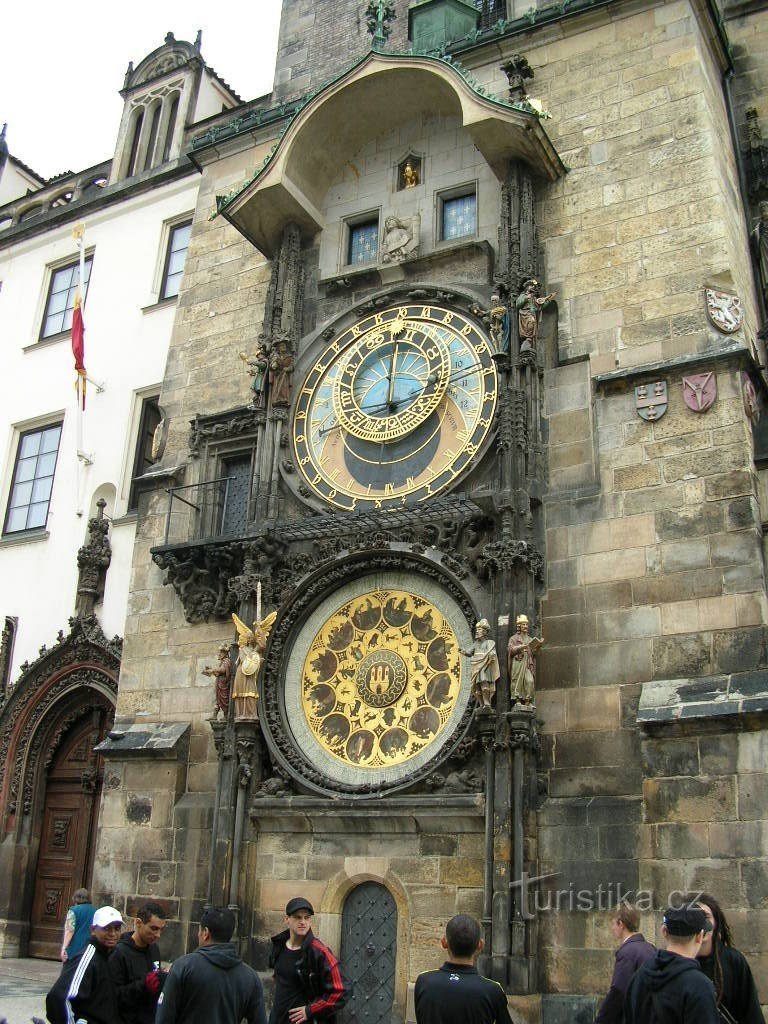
[2,0,282,180]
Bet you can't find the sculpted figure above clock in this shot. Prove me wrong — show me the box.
[291,302,499,511]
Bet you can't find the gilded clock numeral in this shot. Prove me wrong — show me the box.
[292,303,497,511]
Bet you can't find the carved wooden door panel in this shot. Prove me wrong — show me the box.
[339,882,397,1024]
[28,711,106,959]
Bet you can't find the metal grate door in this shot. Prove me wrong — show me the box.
[339,882,397,1024]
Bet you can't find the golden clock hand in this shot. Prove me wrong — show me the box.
[386,340,399,408]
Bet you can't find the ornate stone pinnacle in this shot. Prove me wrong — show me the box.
[500,56,534,103]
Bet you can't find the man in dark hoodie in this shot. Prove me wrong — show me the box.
[155,906,266,1024]
[268,897,349,1024]
[108,900,167,1024]
[625,905,719,1024]
[596,902,655,1024]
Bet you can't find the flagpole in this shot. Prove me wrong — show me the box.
[72,223,87,515]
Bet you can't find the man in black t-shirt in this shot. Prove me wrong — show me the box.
[268,897,349,1024]
[415,915,512,1024]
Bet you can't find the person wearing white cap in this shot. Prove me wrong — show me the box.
[45,904,123,1024]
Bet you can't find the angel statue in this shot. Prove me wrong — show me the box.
[231,610,277,721]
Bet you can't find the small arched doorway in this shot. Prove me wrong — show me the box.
[28,704,111,958]
[339,882,397,1024]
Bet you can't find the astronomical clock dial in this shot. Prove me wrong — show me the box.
[282,573,474,790]
[292,303,498,510]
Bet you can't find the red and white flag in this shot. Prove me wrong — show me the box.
[72,224,87,409]
[72,293,86,410]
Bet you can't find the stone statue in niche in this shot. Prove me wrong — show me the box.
[239,344,269,408]
[381,214,420,263]
[203,644,232,720]
[507,614,543,709]
[269,340,295,407]
[460,618,500,709]
[516,278,556,351]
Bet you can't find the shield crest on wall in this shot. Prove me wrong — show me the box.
[682,373,717,413]
[635,381,668,421]
[705,289,743,333]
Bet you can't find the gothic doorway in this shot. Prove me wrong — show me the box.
[28,705,111,958]
[339,882,397,1024]
[0,617,119,958]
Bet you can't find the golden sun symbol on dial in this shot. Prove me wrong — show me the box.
[292,303,498,511]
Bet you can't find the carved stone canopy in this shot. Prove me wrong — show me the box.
[219,50,565,257]
[0,616,120,825]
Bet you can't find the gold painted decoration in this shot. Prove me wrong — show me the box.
[292,303,498,510]
[301,589,461,768]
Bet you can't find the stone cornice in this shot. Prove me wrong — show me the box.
[593,343,760,390]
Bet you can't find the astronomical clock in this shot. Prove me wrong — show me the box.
[291,302,498,511]
[258,299,500,795]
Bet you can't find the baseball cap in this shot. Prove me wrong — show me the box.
[286,897,314,916]
[663,906,713,936]
[92,906,123,928]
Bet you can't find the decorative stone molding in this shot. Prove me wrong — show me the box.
[0,616,120,819]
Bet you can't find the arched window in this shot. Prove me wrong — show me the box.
[143,101,162,171]
[162,94,180,163]
[127,108,144,177]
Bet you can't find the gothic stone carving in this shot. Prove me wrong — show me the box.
[75,498,112,617]
[0,616,119,817]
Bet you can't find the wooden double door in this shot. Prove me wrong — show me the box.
[28,709,109,959]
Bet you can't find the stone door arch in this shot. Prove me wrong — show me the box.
[339,881,397,1024]
[0,616,119,957]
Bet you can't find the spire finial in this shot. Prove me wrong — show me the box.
[365,1,396,51]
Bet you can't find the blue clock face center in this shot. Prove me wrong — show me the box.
[354,342,432,417]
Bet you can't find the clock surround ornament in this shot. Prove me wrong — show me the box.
[259,557,477,797]
[291,302,498,511]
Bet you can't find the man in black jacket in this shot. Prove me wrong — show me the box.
[155,906,265,1024]
[414,914,512,1024]
[45,905,123,1024]
[625,906,719,1024]
[268,897,350,1024]
[596,903,656,1024]
[108,900,167,1024]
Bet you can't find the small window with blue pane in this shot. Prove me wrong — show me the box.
[348,220,379,265]
[441,191,477,241]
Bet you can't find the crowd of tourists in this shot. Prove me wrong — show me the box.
[37,888,763,1024]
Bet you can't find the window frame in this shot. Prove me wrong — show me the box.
[128,394,162,513]
[3,421,63,536]
[342,210,381,269]
[160,218,192,301]
[435,183,478,245]
[39,254,93,341]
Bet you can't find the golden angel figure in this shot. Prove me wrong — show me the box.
[231,611,277,721]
